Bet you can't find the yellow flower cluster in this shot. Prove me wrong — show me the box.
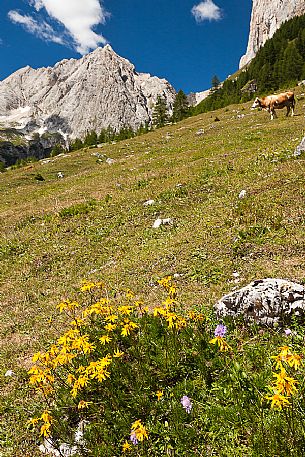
[154,305,187,330]
[266,345,301,410]
[80,280,104,292]
[271,345,302,371]
[70,355,112,397]
[158,276,177,300]
[130,419,149,442]
[28,410,53,437]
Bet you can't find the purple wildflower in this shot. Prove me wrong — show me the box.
[284,328,292,336]
[214,324,226,338]
[181,395,192,414]
[130,431,138,445]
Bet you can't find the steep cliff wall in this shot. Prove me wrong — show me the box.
[240,0,305,68]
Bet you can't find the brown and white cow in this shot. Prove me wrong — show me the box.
[251,91,295,120]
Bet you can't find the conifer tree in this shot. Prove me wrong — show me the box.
[172,90,189,122]
[211,75,221,90]
[282,42,303,83]
[84,130,98,147]
[152,95,168,128]
[70,138,83,151]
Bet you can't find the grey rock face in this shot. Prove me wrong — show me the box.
[240,0,305,68]
[0,45,176,139]
[215,278,305,326]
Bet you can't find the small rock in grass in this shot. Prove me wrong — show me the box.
[106,158,115,165]
[57,172,64,179]
[196,129,204,136]
[238,189,247,199]
[152,218,163,228]
[152,218,173,228]
[143,199,155,206]
[294,136,305,157]
[4,370,14,377]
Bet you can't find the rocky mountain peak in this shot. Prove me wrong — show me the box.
[0,46,176,139]
[240,0,305,68]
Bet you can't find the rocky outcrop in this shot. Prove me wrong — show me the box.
[0,129,65,167]
[187,89,211,107]
[0,45,176,139]
[215,278,305,326]
[240,0,305,68]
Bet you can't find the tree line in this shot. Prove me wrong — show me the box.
[49,90,191,155]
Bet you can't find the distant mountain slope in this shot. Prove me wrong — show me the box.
[193,14,305,116]
[0,45,176,139]
[240,0,305,68]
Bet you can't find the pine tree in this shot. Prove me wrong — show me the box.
[152,95,168,128]
[282,42,303,84]
[172,90,189,122]
[70,138,83,151]
[50,144,64,157]
[84,130,98,147]
[211,75,221,90]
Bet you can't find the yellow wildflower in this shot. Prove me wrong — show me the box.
[104,323,117,332]
[287,353,302,371]
[209,336,232,352]
[272,369,298,396]
[77,400,93,409]
[131,419,149,442]
[105,314,119,323]
[67,373,75,385]
[28,417,39,427]
[118,305,133,316]
[121,319,139,337]
[156,390,164,401]
[158,276,172,289]
[40,411,53,437]
[57,300,79,312]
[100,335,112,345]
[70,318,85,327]
[265,392,290,409]
[126,289,134,299]
[113,349,125,358]
[80,281,96,292]
[122,441,132,452]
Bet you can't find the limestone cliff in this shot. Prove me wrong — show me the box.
[240,0,305,68]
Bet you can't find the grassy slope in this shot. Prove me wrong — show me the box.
[0,90,305,455]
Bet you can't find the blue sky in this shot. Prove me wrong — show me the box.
[0,0,252,93]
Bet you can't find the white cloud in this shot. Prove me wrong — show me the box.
[9,0,109,54]
[8,10,65,45]
[191,0,223,22]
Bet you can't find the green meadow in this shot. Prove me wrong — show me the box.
[1,89,305,456]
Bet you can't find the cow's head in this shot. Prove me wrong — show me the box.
[251,97,261,109]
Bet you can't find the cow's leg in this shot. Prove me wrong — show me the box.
[286,106,290,117]
[270,108,276,120]
[291,104,294,117]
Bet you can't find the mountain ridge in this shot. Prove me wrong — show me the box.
[0,45,176,140]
